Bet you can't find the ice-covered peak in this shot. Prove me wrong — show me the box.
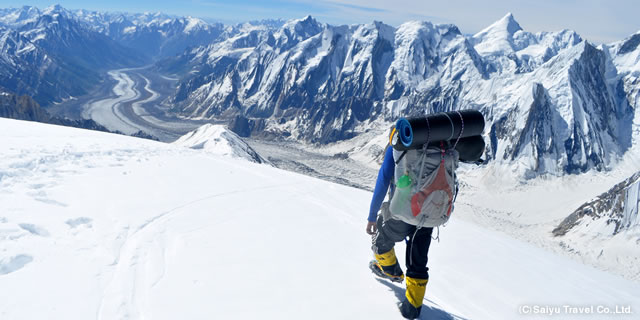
[477,12,522,36]
[352,20,395,44]
[395,20,461,42]
[0,6,41,27]
[397,20,433,33]
[269,15,324,50]
[394,20,464,56]
[43,4,67,16]
[280,15,323,38]
[44,4,64,11]
[182,16,207,34]
[19,5,41,17]
[25,5,81,32]
[609,31,640,75]
[617,31,640,55]
[39,4,77,25]
[173,124,266,163]
[298,15,317,26]
[472,13,523,55]
[371,20,395,41]
[390,20,474,86]
[498,13,522,34]
[394,20,436,47]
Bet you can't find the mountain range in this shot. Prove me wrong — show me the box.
[161,13,640,179]
[1,5,640,180]
[0,5,228,106]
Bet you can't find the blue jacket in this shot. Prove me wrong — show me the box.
[368,146,395,222]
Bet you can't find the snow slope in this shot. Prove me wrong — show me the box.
[1,118,639,319]
[173,123,266,163]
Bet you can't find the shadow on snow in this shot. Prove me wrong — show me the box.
[375,278,469,320]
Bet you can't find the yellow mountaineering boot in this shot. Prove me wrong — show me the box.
[398,277,428,319]
[369,248,404,283]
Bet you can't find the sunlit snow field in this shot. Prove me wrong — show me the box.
[1,118,639,319]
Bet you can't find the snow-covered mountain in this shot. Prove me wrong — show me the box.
[554,172,640,238]
[606,32,640,143]
[469,13,582,73]
[0,5,145,106]
[115,16,224,58]
[0,5,41,27]
[0,24,105,105]
[165,16,477,139]
[550,171,640,280]
[16,5,145,69]
[54,7,227,59]
[0,4,222,106]
[173,124,266,163]
[2,6,640,179]
[71,9,226,59]
[71,9,175,33]
[1,117,638,319]
[164,13,638,178]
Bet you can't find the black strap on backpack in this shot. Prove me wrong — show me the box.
[394,115,431,165]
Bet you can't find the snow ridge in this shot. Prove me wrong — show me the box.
[173,124,267,164]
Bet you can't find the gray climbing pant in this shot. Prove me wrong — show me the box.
[371,202,433,279]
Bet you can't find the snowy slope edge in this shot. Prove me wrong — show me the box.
[172,123,267,164]
[1,118,639,319]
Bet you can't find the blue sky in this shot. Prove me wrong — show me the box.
[6,0,640,43]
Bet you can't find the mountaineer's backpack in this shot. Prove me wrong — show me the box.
[388,138,459,228]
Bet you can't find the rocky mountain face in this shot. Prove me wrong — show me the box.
[550,32,640,242]
[0,5,223,106]
[607,31,640,136]
[0,88,106,130]
[0,5,145,106]
[0,88,50,121]
[162,13,637,177]
[164,16,484,142]
[16,5,145,68]
[487,41,633,177]
[553,171,640,237]
[0,24,106,106]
